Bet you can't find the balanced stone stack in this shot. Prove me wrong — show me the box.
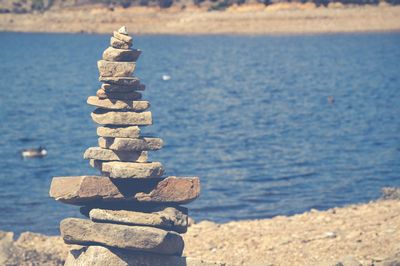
[49,26,201,265]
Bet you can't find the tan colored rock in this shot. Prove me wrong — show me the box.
[97,60,136,77]
[118,26,128,35]
[97,125,141,138]
[83,147,148,163]
[49,176,199,205]
[113,31,132,44]
[89,207,188,233]
[99,76,141,86]
[60,218,183,255]
[91,109,152,126]
[98,137,163,151]
[102,47,140,62]
[102,83,145,92]
[95,161,164,179]
[65,246,225,266]
[135,176,200,204]
[87,96,149,111]
[96,88,142,101]
[110,37,131,49]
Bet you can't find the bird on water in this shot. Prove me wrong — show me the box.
[21,146,47,158]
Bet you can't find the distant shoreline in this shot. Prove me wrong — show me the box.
[0,4,400,35]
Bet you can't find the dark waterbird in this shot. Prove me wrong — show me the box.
[21,146,47,158]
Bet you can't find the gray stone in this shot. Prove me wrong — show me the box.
[98,137,163,151]
[83,147,148,163]
[97,60,136,77]
[102,83,145,92]
[87,96,150,111]
[102,47,140,62]
[110,37,131,49]
[94,161,164,179]
[49,176,200,205]
[381,187,400,200]
[113,31,132,44]
[65,246,226,266]
[91,109,152,126]
[89,207,188,233]
[97,125,141,138]
[96,88,142,101]
[99,76,141,86]
[60,218,184,255]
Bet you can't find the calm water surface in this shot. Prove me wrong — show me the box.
[0,32,399,235]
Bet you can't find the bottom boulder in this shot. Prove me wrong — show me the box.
[65,246,226,266]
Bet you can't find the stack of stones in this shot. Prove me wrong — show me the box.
[49,26,201,265]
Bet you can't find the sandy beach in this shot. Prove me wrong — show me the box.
[0,4,400,35]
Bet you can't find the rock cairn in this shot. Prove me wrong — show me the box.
[49,26,201,265]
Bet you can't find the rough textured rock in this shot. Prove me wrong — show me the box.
[381,187,400,200]
[60,218,184,255]
[83,147,148,163]
[65,246,225,266]
[103,47,140,62]
[102,83,145,92]
[91,109,152,126]
[99,76,141,86]
[0,231,71,266]
[97,125,141,138]
[96,161,165,179]
[89,207,188,233]
[96,88,142,100]
[118,26,128,35]
[134,176,200,204]
[0,231,15,265]
[110,36,131,49]
[97,60,136,77]
[87,96,149,111]
[49,176,199,204]
[98,137,163,151]
[113,31,132,44]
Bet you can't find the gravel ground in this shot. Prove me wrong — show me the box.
[183,199,400,265]
[1,199,399,265]
[0,5,400,35]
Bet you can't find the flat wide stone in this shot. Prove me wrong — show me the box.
[65,246,224,266]
[102,83,145,92]
[83,147,148,163]
[134,176,200,204]
[97,125,141,138]
[113,31,132,44]
[60,218,183,255]
[97,60,136,77]
[96,88,142,100]
[98,137,163,151]
[87,96,150,111]
[89,207,188,233]
[49,176,200,204]
[93,161,164,179]
[110,36,131,49]
[103,47,140,62]
[99,76,141,86]
[91,109,152,126]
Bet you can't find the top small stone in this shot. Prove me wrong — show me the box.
[118,26,128,35]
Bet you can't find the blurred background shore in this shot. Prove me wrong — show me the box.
[0,3,399,34]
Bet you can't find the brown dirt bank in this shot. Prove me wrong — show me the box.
[0,4,400,35]
[1,199,399,265]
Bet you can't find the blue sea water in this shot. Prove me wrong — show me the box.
[0,32,399,236]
